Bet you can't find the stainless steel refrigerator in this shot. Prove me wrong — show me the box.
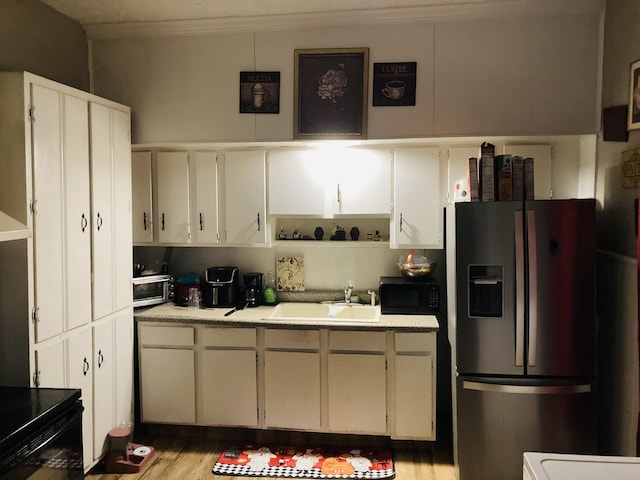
[451,199,597,480]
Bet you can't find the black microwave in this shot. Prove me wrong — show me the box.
[379,276,440,315]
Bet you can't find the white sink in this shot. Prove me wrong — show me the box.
[268,302,380,323]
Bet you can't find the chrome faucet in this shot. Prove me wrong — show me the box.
[344,281,354,303]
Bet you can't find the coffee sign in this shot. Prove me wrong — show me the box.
[372,62,416,107]
[622,147,640,188]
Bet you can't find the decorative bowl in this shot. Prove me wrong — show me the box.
[398,262,435,278]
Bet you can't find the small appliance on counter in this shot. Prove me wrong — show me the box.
[173,272,200,307]
[202,266,239,308]
[132,274,174,308]
[379,276,440,314]
[243,272,263,307]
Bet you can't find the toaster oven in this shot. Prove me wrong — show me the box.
[132,274,174,307]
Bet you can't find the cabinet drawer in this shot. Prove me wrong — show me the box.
[138,324,195,347]
[329,331,386,352]
[264,329,320,350]
[202,327,256,348]
[395,332,435,352]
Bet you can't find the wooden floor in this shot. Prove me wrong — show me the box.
[85,425,456,480]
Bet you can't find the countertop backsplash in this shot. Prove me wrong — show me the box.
[134,245,445,292]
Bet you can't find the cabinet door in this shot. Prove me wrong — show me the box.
[90,103,114,320]
[64,94,92,331]
[34,341,64,387]
[201,349,257,427]
[66,328,94,468]
[111,108,132,312]
[92,320,114,461]
[132,151,153,243]
[140,347,195,424]
[392,147,443,248]
[264,351,320,430]
[327,353,387,434]
[31,84,64,342]
[114,312,134,428]
[332,148,391,216]
[156,151,190,244]
[268,150,325,216]
[192,151,219,244]
[223,151,267,245]
[394,354,434,439]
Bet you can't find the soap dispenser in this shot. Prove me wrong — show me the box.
[263,270,277,305]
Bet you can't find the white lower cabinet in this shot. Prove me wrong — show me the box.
[328,353,387,434]
[92,320,115,461]
[66,328,94,469]
[137,322,436,440]
[138,324,196,424]
[393,332,436,440]
[327,330,387,434]
[264,351,321,430]
[200,327,257,427]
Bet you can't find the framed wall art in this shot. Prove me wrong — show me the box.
[372,61,417,107]
[239,71,280,114]
[294,47,369,139]
[629,58,640,130]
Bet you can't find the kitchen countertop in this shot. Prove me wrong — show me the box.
[134,302,439,330]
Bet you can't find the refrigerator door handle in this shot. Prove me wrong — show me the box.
[514,210,525,367]
[527,209,538,367]
[462,381,592,395]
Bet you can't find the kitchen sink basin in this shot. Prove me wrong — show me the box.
[268,302,380,323]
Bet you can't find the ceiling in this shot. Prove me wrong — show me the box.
[39,0,603,39]
[39,0,514,25]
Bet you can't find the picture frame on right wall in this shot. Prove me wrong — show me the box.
[628,58,640,130]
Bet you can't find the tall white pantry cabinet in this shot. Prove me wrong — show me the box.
[0,72,133,472]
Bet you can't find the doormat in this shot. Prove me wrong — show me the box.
[212,444,394,479]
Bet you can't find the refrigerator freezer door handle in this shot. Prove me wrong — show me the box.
[527,209,538,367]
[462,381,591,395]
[515,210,525,367]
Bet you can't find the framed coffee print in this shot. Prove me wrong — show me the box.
[629,59,640,130]
[373,62,417,107]
[239,71,280,114]
[294,47,369,139]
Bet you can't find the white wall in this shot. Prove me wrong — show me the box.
[0,0,88,91]
[90,13,601,143]
[597,0,640,456]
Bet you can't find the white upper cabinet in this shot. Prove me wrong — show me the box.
[156,151,190,244]
[391,146,443,249]
[63,94,92,332]
[31,85,65,342]
[222,150,268,246]
[131,151,153,243]
[268,150,326,216]
[268,147,391,217]
[191,151,219,244]
[90,103,133,319]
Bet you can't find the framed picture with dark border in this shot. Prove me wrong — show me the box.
[628,59,640,130]
[294,47,368,139]
[239,71,280,114]
[372,62,416,107]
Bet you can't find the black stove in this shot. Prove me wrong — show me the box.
[0,387,84,479]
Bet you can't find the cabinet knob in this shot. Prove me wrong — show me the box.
[256,212,261,232]
[81,213,88,232]
[96,212,103,231]
[399,212,404,232]
[143,212,148,231]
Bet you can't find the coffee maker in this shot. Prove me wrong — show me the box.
[243,272,263,308]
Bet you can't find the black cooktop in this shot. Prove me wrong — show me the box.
[0,387,81,451]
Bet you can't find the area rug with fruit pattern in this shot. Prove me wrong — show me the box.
[212,444,394,479]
